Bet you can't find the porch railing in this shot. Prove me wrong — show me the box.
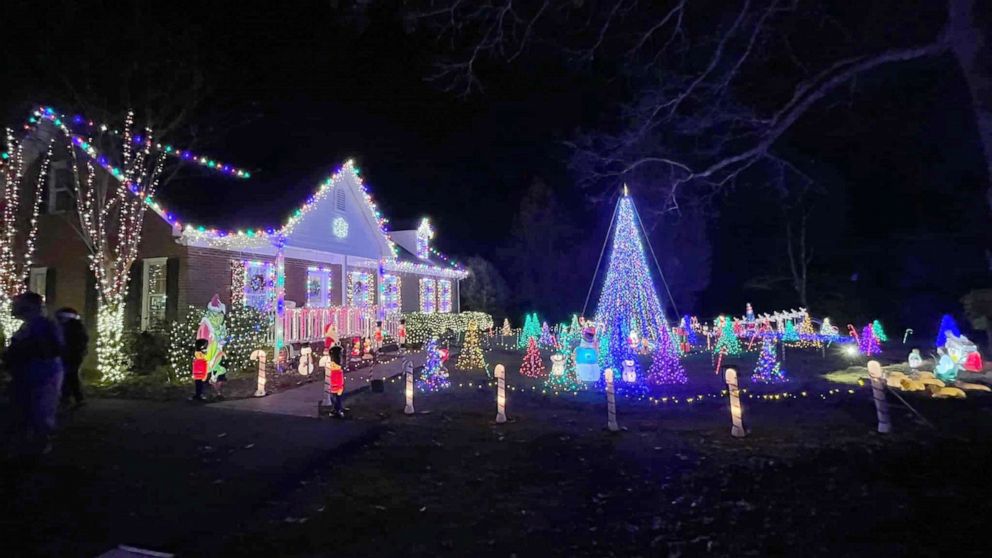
[274,306,400,344]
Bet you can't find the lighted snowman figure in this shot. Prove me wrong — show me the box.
[550,353,565,376]
[575,325,601,382]
[622,359,637,383]
[298,346,314,376]
[907,349,923,369]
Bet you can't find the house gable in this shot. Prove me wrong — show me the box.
[280,165,393,259]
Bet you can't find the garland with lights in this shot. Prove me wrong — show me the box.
[455,319,487,371]
[403,311,494,345]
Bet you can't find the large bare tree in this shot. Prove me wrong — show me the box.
[410,0,992,209]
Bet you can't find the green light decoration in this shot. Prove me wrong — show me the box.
[781,320,799,344]
[712,316,742,356]
[871,319,888,343]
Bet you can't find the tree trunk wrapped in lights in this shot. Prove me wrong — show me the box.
[0,128,53,342]
[65,111,166,382]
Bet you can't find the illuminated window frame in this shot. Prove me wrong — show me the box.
[419,277,437,313]
[382,274,401,314]
[438,279,452,313]
[306,266,333,308]
[348,270,374,307]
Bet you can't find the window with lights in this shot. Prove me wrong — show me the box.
[348,271,373,307]
[419,278,436,313]
[438,279,452,313]
[382,274,401,314]
[306,267,333,307]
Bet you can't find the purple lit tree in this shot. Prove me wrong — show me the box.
[646,326,687,385]
[751,335,787,384]
[859,325,881,357]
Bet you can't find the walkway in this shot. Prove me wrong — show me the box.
[211,351,426,417]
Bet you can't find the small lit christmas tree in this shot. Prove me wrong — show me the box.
[859,324,880,356]
[501,318,512,336]
[418,338,449,391]
[871,319,888,343]
[518,313,542,349]
[569,314,580,335]
[682,315,699,346]
[781,320,800,344]
[819,317,838,338]
[796,313,820,348]
[935,314,960,347]
[670,326,685,357]
[456,320,486,371]
[545,346,582,392]
[520,337,546,378]
[539,321,555,349]
[751,335,787,383]
[712,316,742,356]
[646,326,687,385]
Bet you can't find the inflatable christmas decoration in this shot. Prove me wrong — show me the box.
[196,295,228,382]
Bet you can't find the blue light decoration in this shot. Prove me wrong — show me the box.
[751,335,787,384]
[681,315,698,345]
[935,314,960,348]
[418,339,450,392]
[646,325,687,385]
[593,190,668,355]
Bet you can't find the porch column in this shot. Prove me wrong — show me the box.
[273,237,286,357]
[342,255,348,306]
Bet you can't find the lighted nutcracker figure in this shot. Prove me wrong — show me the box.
[397,318,408,351]
[373,321,384,351]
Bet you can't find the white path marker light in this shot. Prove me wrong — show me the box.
[867,360,891,434]
[495,364,507,423]
[319,354,333,406]
[403,359,415,415]
[725,367,746,438]
[251,349,267,397]
[604,368,619,432]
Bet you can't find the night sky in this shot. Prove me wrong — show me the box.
[2,1,989,333]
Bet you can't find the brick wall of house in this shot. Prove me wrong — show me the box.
[184,246,243,309]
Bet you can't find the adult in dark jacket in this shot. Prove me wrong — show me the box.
[55,307,88,405]
[2,292,64,454]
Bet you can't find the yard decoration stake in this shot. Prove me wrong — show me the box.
[495,364,507,424]
[251,349,267,397]
[903,328,913,344]
[604,368,619,432]
[867,361,891,434]
[403,359,415,415]
[725,368,746,438]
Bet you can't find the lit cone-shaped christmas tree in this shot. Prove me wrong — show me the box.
[594,191,669,348]
[819,317,838,338]
[712,316,742,356]
[646,326,687,385]
[456,320,486,371]
[501,318,512,337]
[418,339,449,391]
[751,335,787,383]
[796,313,820,348]
[519,337,546,378]
[871,319,888,343]
[545,345,582,392]
[781,320,800,344]
[859,324,880,356]
[539,321,554,349]
[935,314,960,347]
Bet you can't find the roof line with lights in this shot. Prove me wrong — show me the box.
[14,106,466,277]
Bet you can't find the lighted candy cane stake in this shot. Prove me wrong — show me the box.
[403,359,415,415]
[604,368,619,432]
[724,368,746,438]
[251,349,267,397]
[903,328,913,344]
[495,364,507,424]
[866,360,891,434]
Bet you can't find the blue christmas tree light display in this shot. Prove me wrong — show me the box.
[594,191,668,353]
[418,338,450,391]
[935,314,960,348]
[751,335,787,384]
